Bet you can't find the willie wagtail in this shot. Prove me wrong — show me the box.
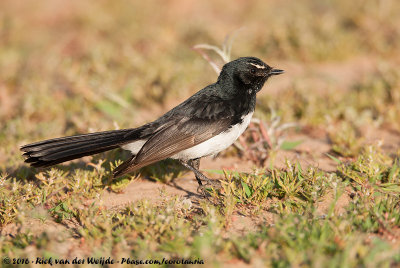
[21,57,284,186]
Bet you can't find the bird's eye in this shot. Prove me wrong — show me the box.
[250,68,256,74]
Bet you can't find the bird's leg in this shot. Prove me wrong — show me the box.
[180,158,211,186]
[190,158,202,185]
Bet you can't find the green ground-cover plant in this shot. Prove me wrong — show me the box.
[1,0,400,266]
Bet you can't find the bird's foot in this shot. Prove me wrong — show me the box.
[196,178,221,197]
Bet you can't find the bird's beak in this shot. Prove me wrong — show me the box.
[270,68,285,76]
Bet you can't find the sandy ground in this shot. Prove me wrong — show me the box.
[3,58,400,249]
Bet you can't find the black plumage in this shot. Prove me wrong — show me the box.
[21,57,284,186]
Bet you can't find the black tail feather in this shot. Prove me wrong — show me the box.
[21,129,138,168]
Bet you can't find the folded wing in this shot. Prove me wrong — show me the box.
[113,116,232,177]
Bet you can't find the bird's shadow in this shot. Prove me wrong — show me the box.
[5,149,193,193]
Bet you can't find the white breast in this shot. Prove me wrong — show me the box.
[171,112,254,160]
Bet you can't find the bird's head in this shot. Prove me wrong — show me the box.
[218,57,284,94]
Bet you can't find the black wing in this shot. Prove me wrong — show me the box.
[113,89,240,177]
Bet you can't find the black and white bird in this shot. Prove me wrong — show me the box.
[21,57,284,186]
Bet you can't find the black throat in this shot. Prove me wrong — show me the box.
[216,69,259,116]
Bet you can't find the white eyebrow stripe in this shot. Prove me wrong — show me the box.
[249,63,265,69]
